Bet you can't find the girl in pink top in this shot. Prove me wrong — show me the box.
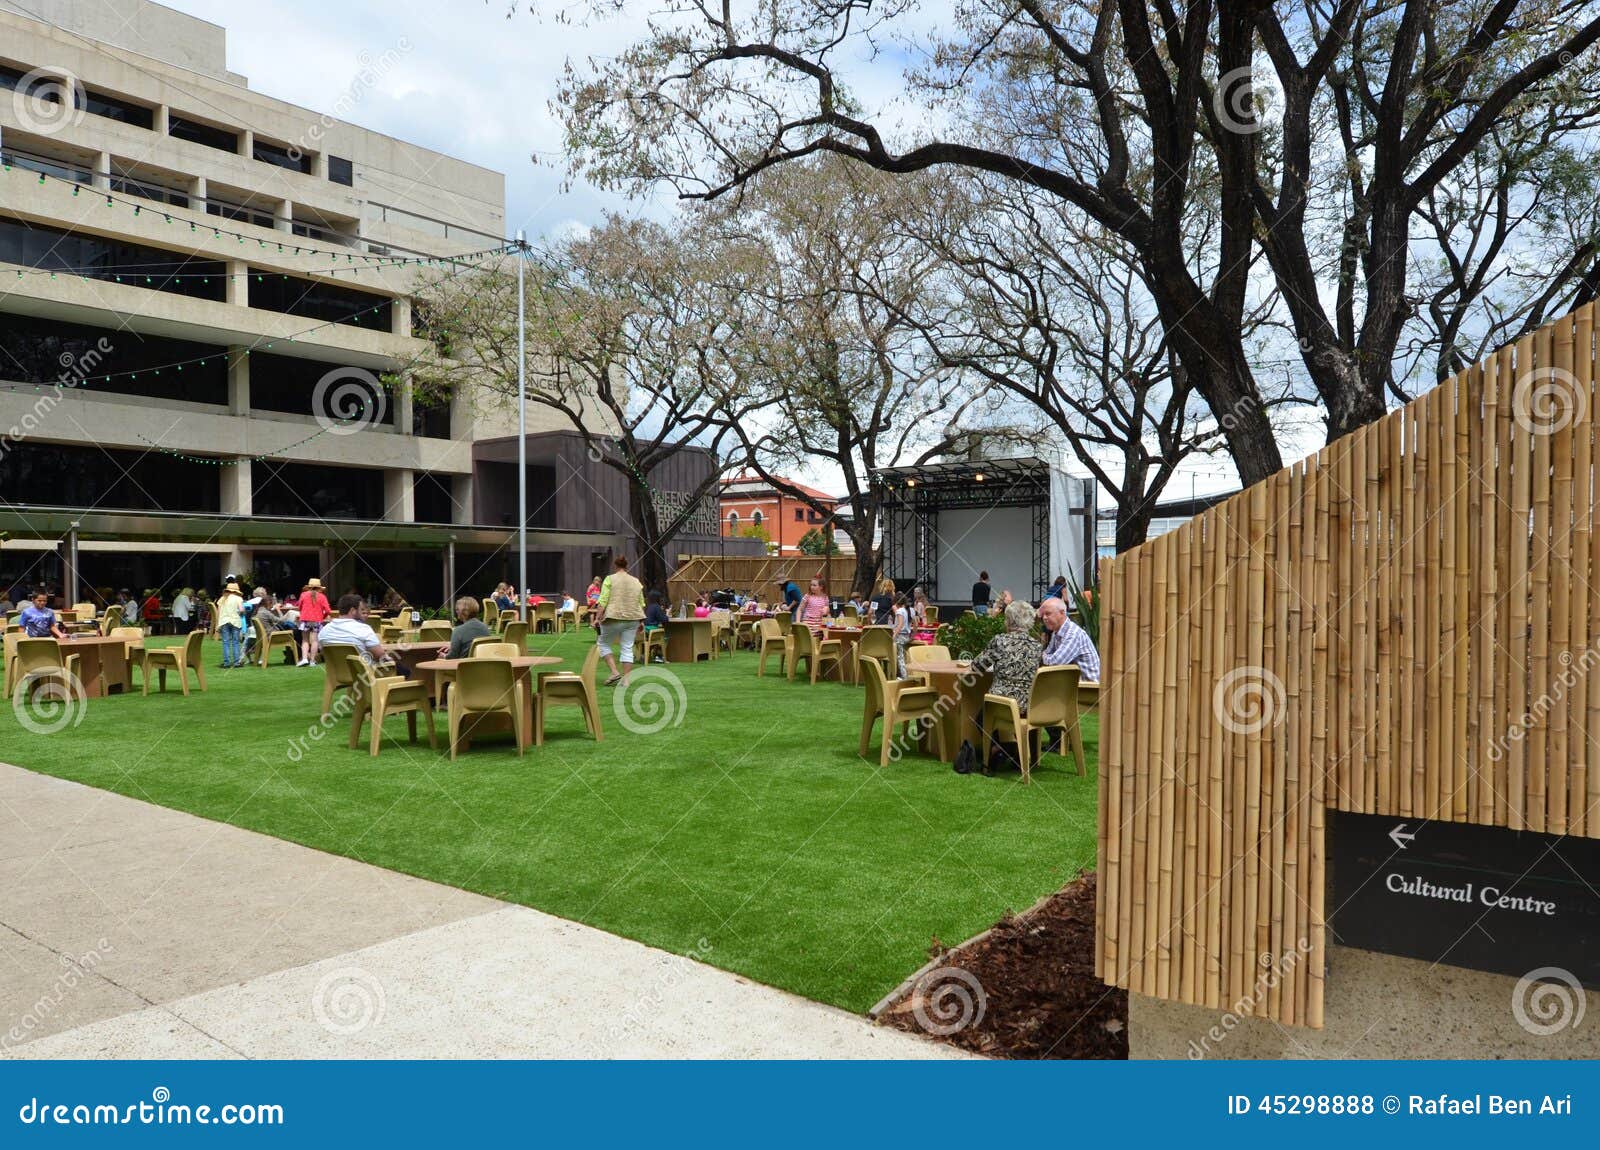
[296,580,331,666]
[798,578,831,631]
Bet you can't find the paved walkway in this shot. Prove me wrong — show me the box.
[0,764,962,1058]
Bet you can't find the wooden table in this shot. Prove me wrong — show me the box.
[665,618,712,663]
[62,620,100,634]
[60,634,131,697]
[914,659,995,764]
[414,656,562,750]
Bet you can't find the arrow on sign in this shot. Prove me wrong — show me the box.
[1389,823,1416,850]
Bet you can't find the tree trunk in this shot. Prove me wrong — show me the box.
[1115,497,1156,554]
[627,479,670,594]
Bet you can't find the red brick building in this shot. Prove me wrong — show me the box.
[719,474,844,556]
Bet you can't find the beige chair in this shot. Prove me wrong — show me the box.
[109,626,148,688]
[755,618,788,677]
[10,638,85,706]
[905,643,951,684]
[253,617,297,668]
[448,658,525,760]
[983,665,1085,782]
[98,603,124,636]
[536,644,602,743]
[482,598,499,630]
[470,639,521,658]
[379,623,407,646]
[925,606,941,624]
[501,620,529,650]
[346,655,436,757]
[418,620,452,643]
[72,602,96,623]
[710,612,735,658]
[533,602,557,633]
[638,626,666,666]
[856,626,896,680]
[318,642,364,714]
[788,624,844,685]
[142,630,207,696]
[858,655,946,767]
[556,607,578,634]
[841,604,860,623]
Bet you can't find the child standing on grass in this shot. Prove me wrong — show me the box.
[891,592,912,678]
[217,581,245,669]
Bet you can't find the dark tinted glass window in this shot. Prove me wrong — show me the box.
[0,441,219,513]
[412,400,450,438]
[109,172,188,208]
[0,218,226,302]
[253,461,384,520]
[0,313,227,404]
[248,352,394,426]
[206,199,275,229]
[414,473,455,524]
[81,87,153,129]
[168,115,238,153]
[248,270,392,329]
[253,138,311,174]
[328,156,353,186]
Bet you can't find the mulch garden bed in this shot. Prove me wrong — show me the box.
[875,872,1127,1059]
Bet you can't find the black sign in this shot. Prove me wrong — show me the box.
[1330,810,1600,987]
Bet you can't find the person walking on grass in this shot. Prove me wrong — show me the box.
[594,555,645,686]
[296,577,330,666]
[217,581,246,669]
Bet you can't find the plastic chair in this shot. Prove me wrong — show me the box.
[98,604,124,636]
[774,614,793,636]
[905,643,951,684]
[857,626,896,679]
[501,620,529,650]
[482,599,500,630]
[418,620,452,643]
[858,655,945,767]
[72,602,95,623]
[108,626,147,688]
[556,607,577,634]
[755,618,788,677]
[379,623,407,646]
[925,606,940,624]
[448,658,525,760]
[841,604,860,623]
[140,630,206,696]
[318,642,364,714]
[983,665,1084,782]
[533,602,557,633]
[470,639,520,658]
[10,638,84,707]
[788,624,844,685]
[638,626,666,666]
[536,644,602,743]
[253,617,297,668]
[710,613,735,658]
[346,655,436,757]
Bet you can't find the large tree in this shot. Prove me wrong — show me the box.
[406,216,758,592]
[550,0,1600,480]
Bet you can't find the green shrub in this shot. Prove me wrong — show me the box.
[943,611,1006,659]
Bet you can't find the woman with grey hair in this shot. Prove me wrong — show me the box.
[975,599,1044,715]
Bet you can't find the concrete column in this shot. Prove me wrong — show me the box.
[391,296,412,338]
[443,540,456,611]
[453,473,475,526]
[61,526,79,605]
[225,260,249,307]
[275,198,293,233]
[239,129,254,160]
[219,457,252,517]
[312,152,329,179]
[188,175,207,211]
[384,468,415,523]
[153,105,170,135]
[227,350,250,415]
[395,378,413,436]
[92,151,110,191]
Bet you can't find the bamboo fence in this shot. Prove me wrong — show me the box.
[1097,304,1600,1027]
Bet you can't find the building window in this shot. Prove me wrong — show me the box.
[252,460,384,520]
[414,473,456,524]
[81,87,153,129]
[0,313,227,405]
[794,508,804,522]
[0,218,226,303]
[247,353,395,427]
[0,440,219,512]
[168,115,239,154]
[253,138,312,175]
[248,271,392,330]
[727,510,739,530]
[751,511,763,525]
[328,156,354,186]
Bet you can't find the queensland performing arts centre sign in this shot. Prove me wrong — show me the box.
[1330,811,1600,986]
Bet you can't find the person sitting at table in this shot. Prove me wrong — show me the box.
[741,595,762,615]
[797,578,831,631]
[18,590,68,640]
[1038,596,1099,682]
[559,590,578,614]
[442,596,492,659]
[910,586,930,626]
[692,595,712,619]
[974,599,1046,774]
[644,590,670,636]
[586,577,602,607]
[253,589,301,665]
[319,593,395,671]
[140,589,163,633]
[381,587,405,612]
[988,589,1013,618]
[114,588,138,624]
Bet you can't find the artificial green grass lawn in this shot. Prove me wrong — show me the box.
[5,631,1099,1012]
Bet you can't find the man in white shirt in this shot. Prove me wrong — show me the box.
[1038,596,1100,681]
[317,594,394,670]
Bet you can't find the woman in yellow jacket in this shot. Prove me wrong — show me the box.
[594,555,645,686]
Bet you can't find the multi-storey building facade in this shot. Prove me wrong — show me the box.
[0,0,655,605]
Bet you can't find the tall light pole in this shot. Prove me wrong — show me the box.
[516,230,528,621]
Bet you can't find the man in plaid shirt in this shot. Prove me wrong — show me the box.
[1038,597,1099,681]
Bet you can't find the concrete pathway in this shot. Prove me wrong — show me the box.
[0,764,963,1059]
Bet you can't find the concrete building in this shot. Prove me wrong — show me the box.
[0,0,673,605]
